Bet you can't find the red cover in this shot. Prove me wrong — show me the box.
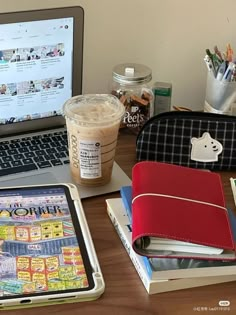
[131,161,236,260]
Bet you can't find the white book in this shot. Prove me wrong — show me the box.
[106,198,236,294]
[143,237,223,255]
[230,177,236,206]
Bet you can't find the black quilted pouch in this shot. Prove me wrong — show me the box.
[136,111,236,170]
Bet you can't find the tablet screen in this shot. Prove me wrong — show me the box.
[0,184,95,299]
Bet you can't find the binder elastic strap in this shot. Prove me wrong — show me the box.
[132,193,227,211]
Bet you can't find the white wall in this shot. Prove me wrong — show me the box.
[1,0,236,110]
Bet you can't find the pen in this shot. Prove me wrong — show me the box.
[214,45,223,62]
[204,54,216,77]
[230,64,236,82]
[216,61,227,81]
[206,49,216,70]
[212,54,222,70]
[206,49,222,75]
[226,43,234,62]
[222,62,234,82]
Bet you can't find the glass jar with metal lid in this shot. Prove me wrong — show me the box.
[111,63,154,134]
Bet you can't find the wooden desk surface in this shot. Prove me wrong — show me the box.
[8,129,236,315]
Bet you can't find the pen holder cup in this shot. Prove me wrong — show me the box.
[204,73,236,115]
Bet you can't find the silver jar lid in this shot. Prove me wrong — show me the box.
[112,63,152,85]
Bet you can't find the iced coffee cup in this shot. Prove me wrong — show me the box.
[63,94,125,186]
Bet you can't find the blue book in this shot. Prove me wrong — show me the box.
[120,185,159,277]
[120,186,132,223]
[120,185,236,280]
[228,207,236,240]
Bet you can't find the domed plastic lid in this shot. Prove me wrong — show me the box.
[63,94,125,126]
[112,63,152,85]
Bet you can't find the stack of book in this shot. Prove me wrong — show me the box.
[106,161,236,294]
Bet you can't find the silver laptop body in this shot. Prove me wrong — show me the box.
[0,7,131,197]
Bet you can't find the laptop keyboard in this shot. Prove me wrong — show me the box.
[0,130,69,176]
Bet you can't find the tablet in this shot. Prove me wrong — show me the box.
[0,183,104,309]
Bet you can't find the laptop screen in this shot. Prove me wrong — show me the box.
[0,7,84,134]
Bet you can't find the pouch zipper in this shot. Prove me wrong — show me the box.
[136,111,236,143]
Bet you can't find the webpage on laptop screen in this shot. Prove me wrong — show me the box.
[0,17,74,124]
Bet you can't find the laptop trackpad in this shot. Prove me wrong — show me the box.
[0,173,58,186]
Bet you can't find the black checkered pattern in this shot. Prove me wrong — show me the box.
[136,111,236,170]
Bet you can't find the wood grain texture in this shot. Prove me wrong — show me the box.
[6,129,236,315]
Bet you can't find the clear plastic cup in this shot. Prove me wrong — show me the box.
[63,94,125,186]
[204,72,236,114]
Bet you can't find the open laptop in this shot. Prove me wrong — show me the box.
[0,6,131,198]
